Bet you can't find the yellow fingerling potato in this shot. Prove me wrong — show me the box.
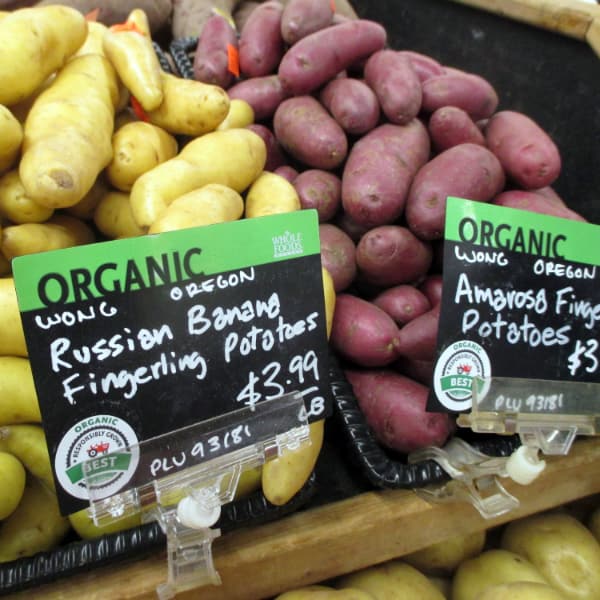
[73,20,108,59]
[149,183,244,233]
[131,127,266,227]
[126,8,152,35]
[103,10,164,112]
[322,267,336,339]
[0,356,41,426]
[262,419,324,506]
[0,424,55,492]
[245,171,301,219]
[0,451,26,520]
[146,72,230,136]
[0,475,70,563]
[0,276,27,356]
[107,121,178,191]
[337,560,445,600]
[0,169,54,224]
[217,99,255,131]
[20,54,120,209]
[94,190,147,239]
[404,529,486,576]
[1,214,95,260]
[0,105,23,173]
[65,174,110,221]
[501,512,600,600]
[0,6,88,106]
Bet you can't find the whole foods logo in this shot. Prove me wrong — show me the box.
[55,415,139,500]
[272,230,303,258]
[433,340,491,412]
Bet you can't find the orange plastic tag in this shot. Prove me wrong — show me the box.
[227,44,240,77]
[330,0,336,13]
[85,8,100,22]
[110,21,146,35]
[130,96,150,122]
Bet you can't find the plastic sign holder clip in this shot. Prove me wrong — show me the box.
[81,393,310,599]
[458,376,600,456]
[408,438,523,519]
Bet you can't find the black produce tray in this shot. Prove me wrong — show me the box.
[152,41,175,74]
[328,353,521,489]
[169,36,200,79]
[0,472,317,596]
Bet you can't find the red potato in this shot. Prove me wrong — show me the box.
[534,186,566,206]
[319,78,381,136]
[393,357,434,387]
[192,13,238,89]
[280,0,334,45]
[278,19,387,95]
[246,124,288,172]
[364,50,422,125]
[233,1,261,31]
[405,143,506,240]
[427,106,485,152]
[319,223,357,292]
[493,190,587,222]
[330,293,401,367]
[239,0,286,78]
[419,274,444,307]
[398,50,445,82]
[485,110,562,190]
[421,71,499,120]
[273,95,348,170]
[344,368,454,453]
[395,304,441,362]
[294,169,342,222]
[341,120,431,228]
[334,211,371,243]
[356,225,433,288]
[227,75,290,121]
[273,164,299,182]
[372,284,431,326]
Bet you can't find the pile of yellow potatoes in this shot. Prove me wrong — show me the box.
[0,4,335,563]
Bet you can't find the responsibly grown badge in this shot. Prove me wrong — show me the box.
[433,340,492,412]
[54,415,140,500]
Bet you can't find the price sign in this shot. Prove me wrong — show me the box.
[13,210,331,514]
[430,197,600,413]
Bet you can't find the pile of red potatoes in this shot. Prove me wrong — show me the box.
[188,0,586,455]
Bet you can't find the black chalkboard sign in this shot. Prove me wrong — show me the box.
[430,197,600,413]
[13,210,331,515]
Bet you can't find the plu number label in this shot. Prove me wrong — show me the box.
[13,210,331,514]
[430,197,600,413]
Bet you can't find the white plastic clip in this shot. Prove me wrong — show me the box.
[408,438,545,518]
[177,494,221,530]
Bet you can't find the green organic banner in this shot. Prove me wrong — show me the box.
[444,196,600,266]
[13,211,321,312]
